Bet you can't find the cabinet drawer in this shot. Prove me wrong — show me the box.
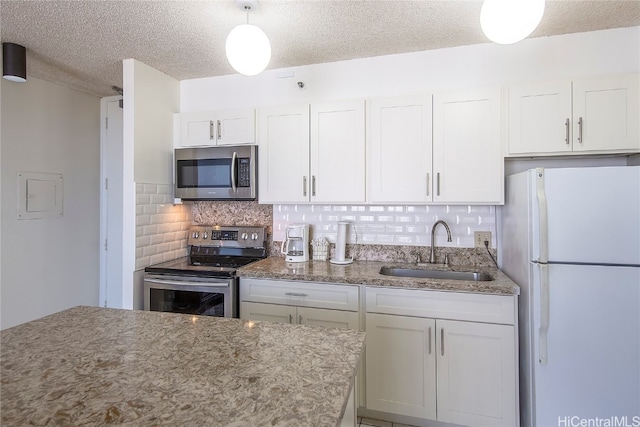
[366,287,516,325]
[240,278,359,311]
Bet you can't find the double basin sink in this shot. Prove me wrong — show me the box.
[379,266,493,282]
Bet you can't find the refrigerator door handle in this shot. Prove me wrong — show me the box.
[535,168,549,264]
[539,263,550,365]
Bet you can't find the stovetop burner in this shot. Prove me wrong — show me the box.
[144,225,267,278]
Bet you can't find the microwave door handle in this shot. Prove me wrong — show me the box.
[230,151,238,193]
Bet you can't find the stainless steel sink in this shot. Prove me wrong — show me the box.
[379,267,493,281]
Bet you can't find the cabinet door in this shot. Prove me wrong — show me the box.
[436,320,517,427]
[573,73,640,153]
[179,111,216,147]
[298,307,359,330]
[310,100,365,203]
[365,313,436,420]
[433,88,503,204]
[508,81,572,155]
[240,301,296,324]
[257,104,310,203]
[369,95,433,203]
[216,108,256,145]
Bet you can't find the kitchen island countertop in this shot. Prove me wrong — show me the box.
[1,306,365,426]
[238,257,519,295]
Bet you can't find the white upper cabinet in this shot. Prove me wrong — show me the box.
[433,88,504,204]
[258,104,310,204]
[311,100,366,203]
[258,100,366,204]
[573,74,639,153]
[508,73,639,155]
[369,95,433,203]
[508,80,572,154]
[176,108,255,147]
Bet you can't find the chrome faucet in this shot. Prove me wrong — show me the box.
[429,220,452,264]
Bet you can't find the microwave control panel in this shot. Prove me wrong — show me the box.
[238,158,251,187]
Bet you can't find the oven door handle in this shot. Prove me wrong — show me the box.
[144,278,230,287]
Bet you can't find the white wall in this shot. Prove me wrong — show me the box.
[0,77,100,329]
[181,27,640,111]
[123,59,180,310]
[129,60,180,185]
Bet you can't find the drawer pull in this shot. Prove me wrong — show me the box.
[441,328,445,356]
[288,314,293,324]
[284,292,308,297]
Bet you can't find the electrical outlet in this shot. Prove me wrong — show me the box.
[474,231,491,248]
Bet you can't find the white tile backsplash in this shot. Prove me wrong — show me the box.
[135,183,192,270]
[273,204,496,248]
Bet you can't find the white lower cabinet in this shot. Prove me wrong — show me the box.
[365,313,437,420]
[240,279,518,427]
[239,278,360,329]
[241,301,359,329]
[365,287,518,427]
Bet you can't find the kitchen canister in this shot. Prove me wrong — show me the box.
[311,238,329,261]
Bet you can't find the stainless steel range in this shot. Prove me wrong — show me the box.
[143,225,267,318]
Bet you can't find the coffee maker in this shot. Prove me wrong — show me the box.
[281,224,310,262]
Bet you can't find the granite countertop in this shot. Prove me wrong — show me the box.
[238,257,520,295]
[1,306,365,426]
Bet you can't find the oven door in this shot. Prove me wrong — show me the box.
[143,275,238,318]
[174,145,257,200]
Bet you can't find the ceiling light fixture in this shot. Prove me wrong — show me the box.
[2,42,27,82]
[225,0,271,76]
[480,0,545,45]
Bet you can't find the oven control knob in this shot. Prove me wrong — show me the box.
[251,232,259,240]
[241,232,249,240]
[193,231,199,239]
[202,232,208,240]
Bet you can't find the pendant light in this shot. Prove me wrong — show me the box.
[480,0,545,45]
[225,0,271,76]
[2,42,27,82]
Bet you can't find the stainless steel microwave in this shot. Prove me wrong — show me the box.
[175,145,257,201]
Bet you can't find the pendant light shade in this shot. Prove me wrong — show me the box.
[225,23,271,76]
[481,0,545,45]
[3,42,27,82]
[225,0,271,76]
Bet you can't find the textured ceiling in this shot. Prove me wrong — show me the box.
[1,0,639,98]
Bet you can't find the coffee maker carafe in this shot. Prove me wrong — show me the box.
[281,224,310,262]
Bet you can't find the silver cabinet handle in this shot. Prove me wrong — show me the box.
[564,118,570,145]
[428,327,432,355]
[209,120,214,140]
[230,151,237,193]
[440,328,445,356]
[298,314,303,324]
[284,292,308,297]
[217,120,221,140]
[303,176,307,197]
[312,175,316,197]
[436,173,441,196]
[288,314,293,324]
[426,173,430,197]
[578,117,584,144]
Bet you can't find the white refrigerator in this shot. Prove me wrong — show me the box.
[499,166,640,427]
